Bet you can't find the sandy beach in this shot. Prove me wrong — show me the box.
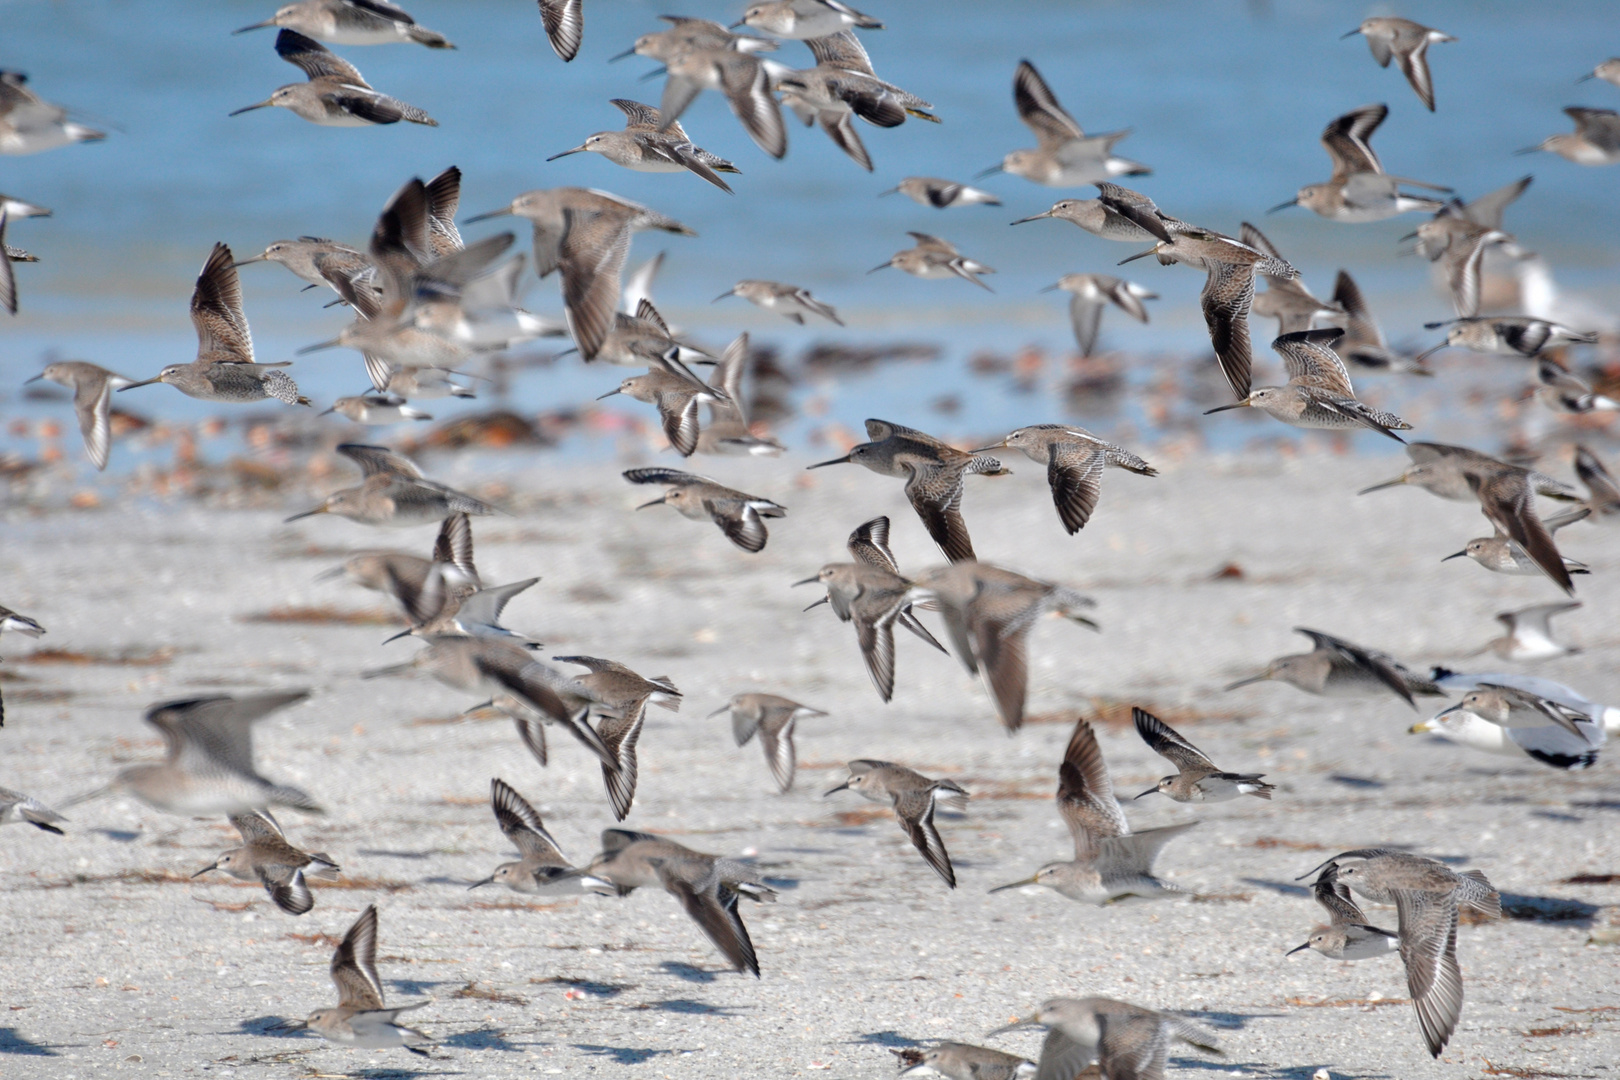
[1,449,1616,1078]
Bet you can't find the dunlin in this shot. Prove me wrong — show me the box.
[378,365,477,399]
[871,233,995,291]
[697,333,788,456]
[0,604,45,640]
[1241,223,1342,335]
[709,693,825,792]
[990,718,1195,904]
[469,778,580,892]
[580,828,777,976]
[825,760,967,888]
[657,47,786,159]
[464,187,695,362]
[988,60,1149,186]
[280,904,433,1054]
[536,0,585,61]
[794,559,919,701]
[883,177,1001,209]
[914,561,1097,732]
[1436,683,1598,742]
[120,243,310,406]
[24,361,134,470]
[973,425,1156,534]
[194,809,340,916]
[236,0,452,47]
[715,279,843,325]
[1287,863,1399,960]
[323,393,432,424]
[554,655,680,820]
[623,467,786,552]
[1534,359,1619,414]
[1420,221,1514,316]
[808,418,1007,562]
[896,1042,1032,1080]
[318,512,476,619]
[1343,18,1454,111]
[550,99,740,193]
[285,443,497,527]
[388,576,539,643]
[1131,707,1274,802]
[811,515,947,654]
[1442,513,1588,582]
[777,32,937,172]
[108,691,322,816]
[1,210,33,313]
[1413,669,1609,770]
[0,787,67,834]
[230,29,437,126]
[1203,328,1412,442]
[1435,173,1533,230]
[986,997,1219,1080]
[0,70,106,155]
[1476,601,1581,662]
[1301,850,1499,1057]
[598,353,729,457]
[1332,270,1431,376]
[737,0,883,38]
[0,192,51,219]
[1569,446,1620,523]
[590,298,711,369]
[1226,627,1437,707]
[1270,104,1448,222]
[1518,107,1620,166]
[618,16,774,64]
[1040,274,1156,357]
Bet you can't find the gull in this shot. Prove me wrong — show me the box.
[715,279,842,325]
[1518,107,1620,166]
[984,718,1192,906]
[986,996,1219,1080]
[1436,682,1598,742]
[1343,17,1455,111]
[25,361,135,470]
[1533,358,1620,414]
[1131,707,1274,803]
[914,562,1098,733]
[193,809,340,916]
[1412,669,1609,770]
[598,352,729,457]
[469,778,580,893]
[230,30,437,126]
[1270,104,1448,222]
[795,559,918,701]
[825,760,967,888]
[285,443,497,526]
[882,177,1001,209]
[973,425,1156,534]
[695,333,788,456]
[1039,274,1156,357]
[277,905,432,1054]
[0,787,67,834]
[548,99,740,193]
[987,60,1149,187]
[735,0,883,38]
[808,418,1008,562]
[1240,223,1342,335]
[120,243,309,406]
[464,187,694,362]
[623,468,786,552]
[553,655,681,820]
[1475,601,1581,662]
[1226,627,1438,707]
[580,829,777,976]
[871,233,995,291]
[708,693,826,793]
[657,47,786,159]
[1331,270,1432,376]
[0,70,106,155]
[1203,327,1412,442]
[234,0,454,47]
[1287,863,1400,960]
[776,31,938,172]
[1302,850,1499,1058]
[1416,316,1598,362]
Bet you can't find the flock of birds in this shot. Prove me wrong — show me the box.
[3,2,1619,1077]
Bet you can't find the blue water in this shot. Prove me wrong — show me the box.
[2,0,1616,467]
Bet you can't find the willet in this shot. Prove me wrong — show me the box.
[715,279,842,325]
[276,904,433,1054]
[1270,104,1448,222]
[1202,327,1412,442]
[1518,107,1620,165]
[1343,18,1455,111]
[549,99,740,193]
[1287,863,1400,960]
[285,443,497,526]
[469,778,580,892]
[0,70,106,154]
[623,467,786,551]
[825,760,967,888]
[708,693,825,792]
[871,233,995,291]
[1039,274,1156,357]
[193,809,340,916]
[986,997,1219,1080]
[777,32,937,172]
[230,29,437,126]
[1226,627,1438,707]
[234,0,454,47]
[987,60,1149,186]
[973,424,1156,534]
[882,177,1001,209]
[25,361,135,470]
[1131,707,1274,802]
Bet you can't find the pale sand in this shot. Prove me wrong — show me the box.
[1,452,1616,1077]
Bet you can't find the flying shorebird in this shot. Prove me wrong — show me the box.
[871,233,996,291]
[1331,270,1432,376]
[1566,445,1620,524]
[808,418,1008,562]
[974,424,1156,534]
[1411,670,1609,770]
[1441,509,1589,581]
[232,235,372,299]
[548,99,740,193]
[695,332,787,456]
[1039,274,1156,357]
[894,1042,1032,1080]
[1202,328,1412,442]
[323,393,432,424]
[1357,441,1577,503]
[986,997,1220,1080]
[1269,104,1449,222]
[735,0,883,38]
[622,468,786,552]
[825,760,967,888]
[882,177,1001,209]
[579,829,777,977]
[1343,17,1455,111]
[1415,317,1597,362]
[1518,107,1620,166]
[803,515,947,656]
[1226,627,1438,707]
[285,444,497,526]
[990,718,1196,904]
[656,47,786,159]
[986,60,1149,187]
[795,559,921,702]
[1287,862,1400,960]
[776,31,938,172]
[469,778,580,893]
[233,0,454,47]
[25,361,135,470]
[708,693,826,793]
[553,655,680,821]
[1131,707,1274,803]
[120,243,310,406]
[1475,601,1581,662]
[193,809,340,916]
[715,279,843,326]
[317,511,477,622]
[598,352,730,457]
[1436,683,1599,743]
[230,29,437,126]
[1,209,37,314]
[1533,359,1620,415]
[0,787,68,834]
[276,904,433,1054]
[1240,223,1342,335]
[1010,183,1173,243]
[0,70,106,155]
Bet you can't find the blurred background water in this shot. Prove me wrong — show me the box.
[1,0,1617,474]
